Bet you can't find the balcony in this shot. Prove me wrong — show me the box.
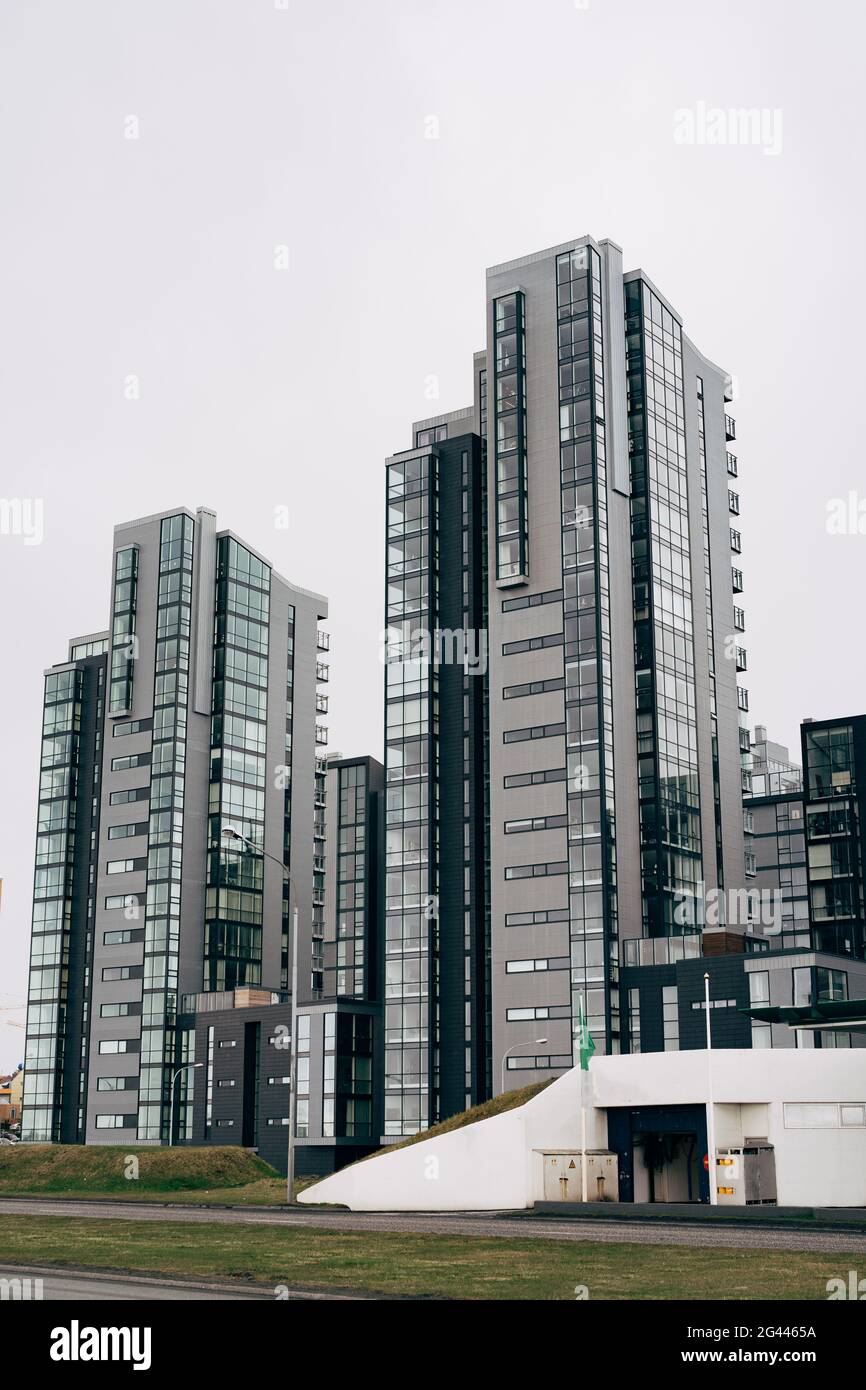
[315,724,328,745]
[732,567,743,593]
[726,451,738,477]
[733,605,745,631]
[316,630,330,652]
[316,693,328,714]
[316,661,329,683]
[725,414,736,441]
[736,646,747,672]
[730,528,742,554]
[728,489,740,515]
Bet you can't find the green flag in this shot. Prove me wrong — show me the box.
[578,996,595,1071]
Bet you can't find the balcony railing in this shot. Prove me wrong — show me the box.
[315,724,328,745]
[725,414,736,441]
[316,693,328,713]
[726,451,738,477]
[316,661,329,682]
[730,528,742,553]
[316,630,330,652]
[732,567,743,593]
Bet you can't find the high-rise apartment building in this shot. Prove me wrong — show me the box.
[23,507,329,1145]
[180,752,385,1174]
[384,236,751,1134]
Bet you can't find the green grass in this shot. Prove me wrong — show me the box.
[2,1213,857,1300]
[356,1080,552,1165]
[0,1144,280,1198]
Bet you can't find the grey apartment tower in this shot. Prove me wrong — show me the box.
[384,236,750,1135]
[23,508,329,1144]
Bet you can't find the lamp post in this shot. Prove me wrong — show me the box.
[221,826,299,1204]
[500,1038,548,1096]
[169,1062,203,1146]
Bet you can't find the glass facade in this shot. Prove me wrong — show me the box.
[329,762,368,999]
[804,724,865,957]
[696,377,725,887]
[493,291,528,583]
[109,546,138,715]
[23,667,94,1141]
[626,278,702,936]
[138,513,194,1140]
[206,535,271,991]
[384,452,437,1134]
[556,245,619,1053]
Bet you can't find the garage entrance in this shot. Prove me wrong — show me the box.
[606,1104,710,1204]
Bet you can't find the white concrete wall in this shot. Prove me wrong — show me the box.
[299,1072,599,1211]
[299,1051,866,1211]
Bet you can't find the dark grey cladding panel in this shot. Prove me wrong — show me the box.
[192,507,217,715]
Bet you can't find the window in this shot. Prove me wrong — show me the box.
[816,968,847,1002]
[95,1114,129,1129]
[784,1103,864,1129]
[504,958,568,974]
[505,861,567,880]
[104,894,138,910]
[106,859,137,875]
[749,971,771,1048]
[108,824,143,840]
[113,719,150,738]
[415,424,447,446]
[103,929,142,945]
[662,985,679,1050]
[111,753,150,771]
[109,788,148,806]
[99,1040,134,1055]
[100,1003,133,1018]
[504,768,567,789]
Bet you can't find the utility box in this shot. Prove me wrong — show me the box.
[715,1144,777,1206]
[540,1151,619,1202]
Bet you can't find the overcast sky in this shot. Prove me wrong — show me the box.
[2,0,864,1069]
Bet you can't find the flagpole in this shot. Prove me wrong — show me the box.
[580,1068,588,1204]
[704,971,718,1206]
[578,994,592,1204]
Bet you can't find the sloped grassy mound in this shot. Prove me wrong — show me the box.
[0,1143,277,1194]
[359,1079,554,1163]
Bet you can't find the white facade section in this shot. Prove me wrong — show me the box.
[298,1050,866,1211]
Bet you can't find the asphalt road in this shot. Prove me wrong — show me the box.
[2,1195,865,1254]
[0,1263,354,1301]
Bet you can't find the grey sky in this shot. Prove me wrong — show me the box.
[2,0,864,1068]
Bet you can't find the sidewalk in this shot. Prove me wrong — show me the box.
[529,1200,866,1230]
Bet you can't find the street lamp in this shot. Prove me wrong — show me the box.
[169,1062,203,1146]
[501,1038,548,1095]
[221,826,299,1204]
